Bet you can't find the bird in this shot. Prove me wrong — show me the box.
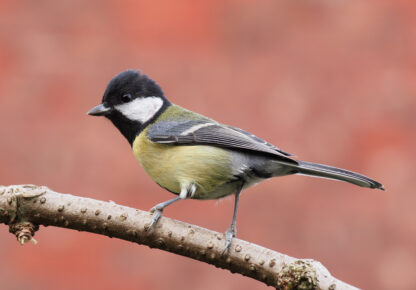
[87,69,384,252]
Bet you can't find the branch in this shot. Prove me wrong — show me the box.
[0,185,358,290]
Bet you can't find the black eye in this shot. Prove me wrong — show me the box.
[121,93,132,103]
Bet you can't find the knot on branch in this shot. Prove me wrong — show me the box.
[276,260,319,290]
[0,185,47,224]
[1,184,47,198]
[9,221,39,245]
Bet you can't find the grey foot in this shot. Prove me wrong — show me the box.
[146,197,182,231]
[147,206,163,230]
[222,225,236,254]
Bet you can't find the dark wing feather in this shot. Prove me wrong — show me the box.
[148,120,297,163]
[225,125,293,156]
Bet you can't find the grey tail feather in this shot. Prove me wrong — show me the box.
[295,160,384,190]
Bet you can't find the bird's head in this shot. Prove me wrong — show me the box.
[88,70,170,144]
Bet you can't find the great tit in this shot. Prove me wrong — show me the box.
[88,70,384,252]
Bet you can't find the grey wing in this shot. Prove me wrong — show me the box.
[147,120,297,163]
[225,125,293,156]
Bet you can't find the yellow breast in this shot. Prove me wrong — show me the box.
[132,128,233,196]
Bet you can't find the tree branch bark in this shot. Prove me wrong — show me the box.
[0,185,358,290]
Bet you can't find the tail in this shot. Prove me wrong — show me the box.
[294,160,384,190]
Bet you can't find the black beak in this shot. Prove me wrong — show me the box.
[87,104,112,116]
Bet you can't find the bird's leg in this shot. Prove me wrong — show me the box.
[148,184,196,230]
[223,184,244,254]
[148,196,182,229]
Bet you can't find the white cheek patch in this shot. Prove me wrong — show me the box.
[115,97,164,123]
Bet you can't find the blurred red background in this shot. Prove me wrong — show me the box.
[1,1,415,289]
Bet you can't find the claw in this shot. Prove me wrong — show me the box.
[146,196,183,231]
[147,207,163,231]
